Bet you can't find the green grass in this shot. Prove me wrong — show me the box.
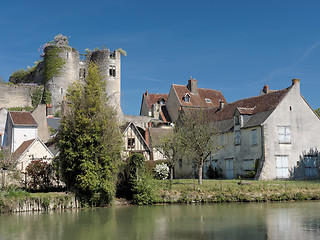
[153,179,320,204]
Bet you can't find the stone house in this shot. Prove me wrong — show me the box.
[13,138,54,172]
[4,111,38,152]
[165,78,226,122]
[140,91,171,122]
[198,79,320,180]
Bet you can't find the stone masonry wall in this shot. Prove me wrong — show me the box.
[0,84,44,108]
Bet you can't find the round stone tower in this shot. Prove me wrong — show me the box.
[90,49,122,116]
[44,45,79,114]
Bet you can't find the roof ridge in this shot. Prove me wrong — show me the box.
[225,87,291,106]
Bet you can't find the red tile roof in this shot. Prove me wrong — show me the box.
[9,111,38,126]
[143,93,168,109]
[13,139,35,158]
[173,84,226,108]
[206,86,291,122]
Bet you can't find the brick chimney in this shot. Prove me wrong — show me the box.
[263,85,269,94]
[145,121,152,147]
[187,77,198,95]
[219,100,225,109]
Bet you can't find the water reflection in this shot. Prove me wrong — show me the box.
[1,202,320,239]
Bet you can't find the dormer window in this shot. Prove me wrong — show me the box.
[183,93,190,103]
[205,98,212,103]
[160,99,165,105]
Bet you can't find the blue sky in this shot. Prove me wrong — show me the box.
[1,0,320,115]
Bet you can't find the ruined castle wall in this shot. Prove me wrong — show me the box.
[0,84,44,108]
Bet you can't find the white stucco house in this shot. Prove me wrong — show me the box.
[174,79,320,180]
[13,138,54,172]
[4,111,38,152]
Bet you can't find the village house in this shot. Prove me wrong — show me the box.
[175,79,320,180]
[165,78,226,122]
[13,138,54,172]
[4,111,38,153]
[140,91,170,122]
[120,122,151,161]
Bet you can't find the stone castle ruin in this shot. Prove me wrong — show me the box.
[1,34,123,116]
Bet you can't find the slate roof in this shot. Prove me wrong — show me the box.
[204,86,291,132]
[143,93,168,109]
[173,84,226,108]
[9,111,38,126]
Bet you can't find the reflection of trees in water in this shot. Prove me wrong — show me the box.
[1,202,320,239]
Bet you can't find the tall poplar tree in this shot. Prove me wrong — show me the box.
[58,62,123,205]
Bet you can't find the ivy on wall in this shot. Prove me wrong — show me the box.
[44,46,66,83]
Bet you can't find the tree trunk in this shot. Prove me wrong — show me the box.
[170,166,174,189]
[198,161,203,185]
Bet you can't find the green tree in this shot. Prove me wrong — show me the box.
[176,109,220,185]
[126,153,155,205]
[315,108,320,117]
[58,62,123,206]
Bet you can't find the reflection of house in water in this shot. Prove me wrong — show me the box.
[265,202,320,239]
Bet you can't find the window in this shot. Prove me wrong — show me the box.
[159,99,165,105]
[109,65,116,77]
[79,68,86,79]
[251,129,258,146]
[278,126,291,143]
[235,131,241,145]
[60,88,63,94]
[110,52,116,58]
[127,138,135,149]
[183,94,190,103]
[305,156,317,177]
[205,98,212,103]
[234,116,240,125]
[243,159,254,171]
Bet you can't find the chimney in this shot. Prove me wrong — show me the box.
[263,85,269,94]
[219,100,225,109]
[292,78,300,93]
[145,121,152,147]
[187,77,198,95]
[292,78,300,86]
[146,90,148,96]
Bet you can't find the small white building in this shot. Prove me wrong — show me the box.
[4,111,38,152]
[13,138,54,172]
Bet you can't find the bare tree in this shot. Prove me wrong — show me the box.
[176,109,220,185]
[0,148,17,170]
[155,129,185,188]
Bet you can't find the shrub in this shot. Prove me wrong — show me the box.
[26,159,53,190]
[154,163,169,180]
[206,165,222,179]
[118,153,156,205]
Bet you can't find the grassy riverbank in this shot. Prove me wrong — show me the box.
[1,179,320,212]
[0,190,77,213]
[152,179,320,204]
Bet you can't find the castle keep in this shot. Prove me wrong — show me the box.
[1,35,123,116]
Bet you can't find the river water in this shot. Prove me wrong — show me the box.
[1,201,320,240]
